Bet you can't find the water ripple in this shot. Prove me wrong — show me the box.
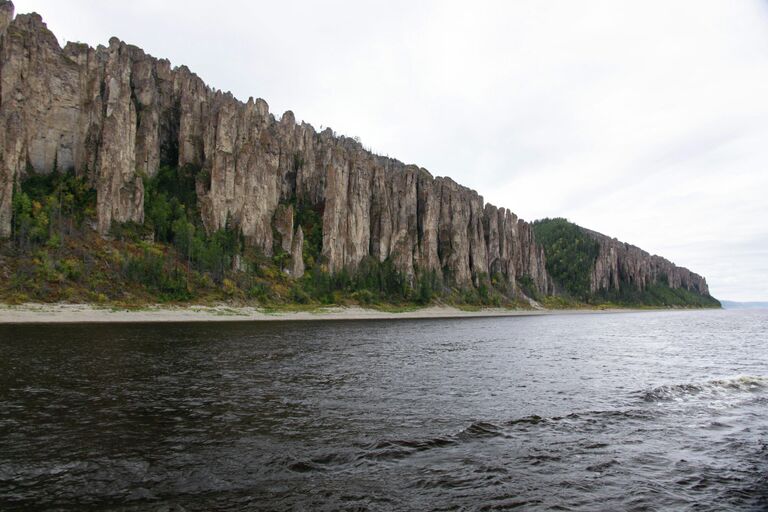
[0,309,767,510]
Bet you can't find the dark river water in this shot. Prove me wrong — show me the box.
[1,309,767,511]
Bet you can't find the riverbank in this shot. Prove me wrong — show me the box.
[0,303,660,324]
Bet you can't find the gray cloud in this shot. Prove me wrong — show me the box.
[14,0,768,301]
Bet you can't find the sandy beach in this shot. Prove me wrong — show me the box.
[0,303,652,324]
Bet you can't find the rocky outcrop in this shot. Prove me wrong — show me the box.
[271,203,304,277]
[585,229,710,296]
[0,7,146,234]
[0,2,16,238]
[290,226,305,279]
[272,203,294,255]
[0,2,712,301]
[0,5,81,237]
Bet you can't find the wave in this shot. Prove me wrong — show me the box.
[640,376,768,402]
[287,379,767,472]
[356,422,506,463]
[335,411,646,467]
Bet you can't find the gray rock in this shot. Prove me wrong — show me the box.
[585,229,710,296]
[272,203,294,256]
[291,226,305,278]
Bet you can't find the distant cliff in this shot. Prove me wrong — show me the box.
[585,228,709,296]
[0,2,716,306]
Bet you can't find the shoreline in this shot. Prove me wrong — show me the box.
[0,303,679,324]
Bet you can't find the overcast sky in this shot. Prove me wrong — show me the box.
[14,0,768,301]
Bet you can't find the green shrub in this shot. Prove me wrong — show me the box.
[517,275,539,300]
[290,285,311,304]
[416,269,440,304]
[11,170,96,250]
[59,258,83,280]
[247,283,269,301]
[352,289,375,305]
[124,249,192,301]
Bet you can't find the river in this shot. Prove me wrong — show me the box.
[1,309,766,510]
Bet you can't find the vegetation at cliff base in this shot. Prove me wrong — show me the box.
[10,170,95,251]
[0,168,718,310]
[1,167,517,309]
[596,282,721,308]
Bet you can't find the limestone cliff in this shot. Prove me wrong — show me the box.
[0,2,553,297]
[585,229,710,296]
[0,2,713,302]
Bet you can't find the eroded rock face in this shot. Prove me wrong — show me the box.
[272,203,294,256]
[0,3,710,300]
[585,229,710,296]
[291,226,305,279]
[95,38,144,232]
[0,6,82,236]
[0,9,147,234]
